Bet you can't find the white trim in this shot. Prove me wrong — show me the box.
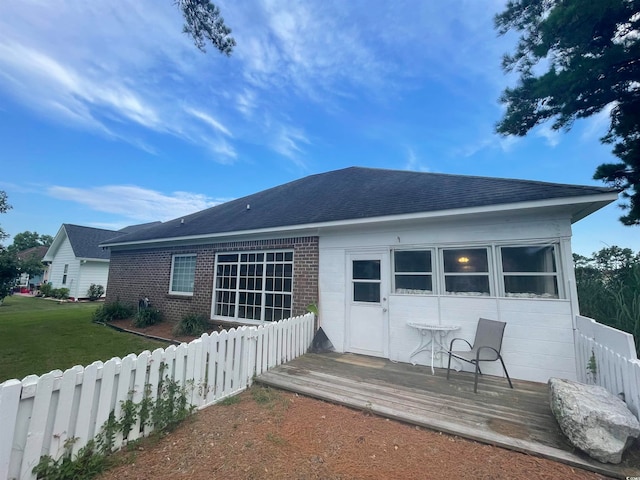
[169,254,197,296]
[101,192,618,249]
[211,250,294,323]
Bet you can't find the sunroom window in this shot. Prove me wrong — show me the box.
[442,248,490,296]
[393,250,433,294]
[500,246,559,298]
[169,254,196,295]
[214,251,294,322]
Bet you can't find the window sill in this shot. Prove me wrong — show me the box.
[167,293,194,299]
[212,317,270,327]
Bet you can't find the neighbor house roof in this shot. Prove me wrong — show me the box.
[43,224,120,261]
[16,245,49,262]
[44,222,160,261]
[102,166,618,247]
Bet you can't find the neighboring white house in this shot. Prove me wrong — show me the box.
[15,245,49,292]
[102,167,619,384]
[43,225,117,300]
[44,223,159,300]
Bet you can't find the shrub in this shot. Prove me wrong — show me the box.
[52,288,70,300]
[132,307,162,328]
[92,300,135,323]
[173,313,209,337]
[39,283,53,297]
[87,284,105,301]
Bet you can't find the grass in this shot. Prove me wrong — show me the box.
[0,295,169,383]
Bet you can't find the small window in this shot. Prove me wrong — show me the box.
[501,246,559,298]
[170,254,197,295]
[62,264,68,285]
[442,248,491,296]
[393,250,433,294]
[352,260,381,303]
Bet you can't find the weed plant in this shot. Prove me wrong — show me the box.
[173,312,210,336]
[132,307,162,328]
[92,300,135,323]
[33,365,195,480]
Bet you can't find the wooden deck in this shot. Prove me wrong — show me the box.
[256,352,639,479]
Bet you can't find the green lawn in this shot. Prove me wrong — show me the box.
[0,295,169,383]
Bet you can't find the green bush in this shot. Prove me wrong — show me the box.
[51,288,70,300]
[132,307,162,328]
[87,284,105,301]
[575,250,640,356]
[92,300,135,323]
[39,283,53,297]
[173,313,209,337]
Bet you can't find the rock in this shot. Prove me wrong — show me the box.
[548,378,640,464]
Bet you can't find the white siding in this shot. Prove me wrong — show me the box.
[46,236,109,299]
[77,261,109,299]
[318,211,579,383]
[47,237,81,297]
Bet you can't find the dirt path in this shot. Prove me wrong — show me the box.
[97,386,611,480]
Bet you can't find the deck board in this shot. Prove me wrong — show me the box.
[256,352,640,479]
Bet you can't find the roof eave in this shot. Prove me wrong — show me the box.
[102,192,619,249]
[78,257,110,263]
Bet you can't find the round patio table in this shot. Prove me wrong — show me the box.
[407,322,460,374]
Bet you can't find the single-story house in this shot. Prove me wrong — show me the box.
[101,167,618,383]
[44,222,160,300]
[16,245,49,292]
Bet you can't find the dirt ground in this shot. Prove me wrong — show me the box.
[99,320,616,480]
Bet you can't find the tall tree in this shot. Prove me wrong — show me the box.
[8,231,53,253]
[176,0,236,55]
[0,192,17,304]
[0,191,10,247]
[495,0,640,225]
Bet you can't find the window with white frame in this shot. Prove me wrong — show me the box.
[393,250,433,294]
[169,254,197,295]
[500,245,559,298]
[214,251,294,322]
[442,248,491,296]
[62,264,68,285]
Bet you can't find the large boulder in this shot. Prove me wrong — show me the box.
[549,378,640,464]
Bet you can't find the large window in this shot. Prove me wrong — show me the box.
[390,244,563,299]
[442,248,491,296]
[170,254,196,295]
[500,246,559,298]
[214,251,294,322]
[393,250,433,294]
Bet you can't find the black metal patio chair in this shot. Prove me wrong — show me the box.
[446,317,513,393]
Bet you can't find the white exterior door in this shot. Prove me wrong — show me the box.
[347,252,389,357]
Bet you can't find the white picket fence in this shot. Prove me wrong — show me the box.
[0,313,315,480]
[574,314,640,418]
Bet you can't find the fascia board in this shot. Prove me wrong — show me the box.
[42,225,68,262]
[102,192,619,249]
[77,257,110,263]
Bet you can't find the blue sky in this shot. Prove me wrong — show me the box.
[0,0,636,256]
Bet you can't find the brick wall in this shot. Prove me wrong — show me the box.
[106,236,319,325]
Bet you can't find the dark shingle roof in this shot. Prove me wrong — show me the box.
[118,221,162,234]
[64,224,122,260]
[16,245,49,261]
[104,166,617,246]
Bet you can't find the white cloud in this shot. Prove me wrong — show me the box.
[236,88,257,117]
[271,125,310,166]
[46,185,229,223]
[404,148,430,172]
[581,103,615,142]
[535,125,561,147]
[186,107,233,137]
